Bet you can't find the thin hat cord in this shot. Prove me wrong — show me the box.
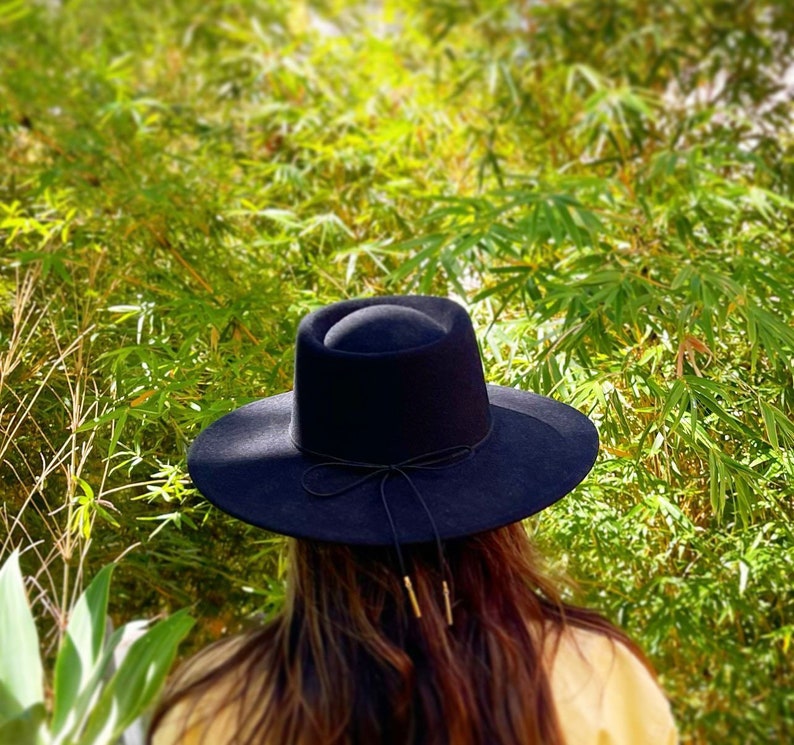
[297,442,481,625]
[393,464,455,624]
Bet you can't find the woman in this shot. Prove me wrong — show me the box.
[149,296,677,745]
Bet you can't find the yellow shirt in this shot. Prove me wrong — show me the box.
[153,626,678,745]
[547,627,678,745]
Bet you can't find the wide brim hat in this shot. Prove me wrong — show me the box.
[187,295,598,546]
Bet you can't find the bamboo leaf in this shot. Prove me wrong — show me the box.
[759,401,779,450]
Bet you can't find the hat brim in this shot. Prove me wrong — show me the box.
[186,385,598,545]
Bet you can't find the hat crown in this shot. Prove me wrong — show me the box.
[290,296,492,463]
[323,305,445,354]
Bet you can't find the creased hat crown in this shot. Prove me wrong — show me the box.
[323,305,445,353]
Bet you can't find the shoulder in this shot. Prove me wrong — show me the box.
[544,625,679,745]
[150,633,259,745]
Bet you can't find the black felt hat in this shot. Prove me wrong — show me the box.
[187,295,598,546]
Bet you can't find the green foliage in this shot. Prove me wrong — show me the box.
[0,553,46,745]
[1,0,792,742]
[0,553,193,745]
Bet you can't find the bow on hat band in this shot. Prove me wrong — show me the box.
[296,435,492,626]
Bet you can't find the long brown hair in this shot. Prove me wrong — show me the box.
[149,523,646,745]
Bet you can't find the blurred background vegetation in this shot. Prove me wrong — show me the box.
[1,0,792,742]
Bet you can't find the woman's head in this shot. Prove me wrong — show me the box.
[154,297,614,744]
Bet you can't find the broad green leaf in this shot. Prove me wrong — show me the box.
[78,609,194,745]
[51,564,114,735]
[52,625,129,745]
[0,703,47,745]
[0,552,44,723]
[0,681,20,719]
